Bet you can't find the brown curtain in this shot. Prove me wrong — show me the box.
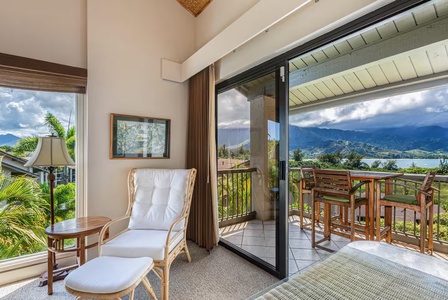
[0,53,87,93]
[187,66,218,251]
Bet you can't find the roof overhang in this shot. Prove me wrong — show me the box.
[288,0,448,113]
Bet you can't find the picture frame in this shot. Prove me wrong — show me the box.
[110,113,170,159]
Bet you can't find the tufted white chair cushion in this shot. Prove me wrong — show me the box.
[65,256,153,294]
[128,169,190,230]
[101,230,183,260]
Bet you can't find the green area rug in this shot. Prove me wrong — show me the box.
[255,246,448,300]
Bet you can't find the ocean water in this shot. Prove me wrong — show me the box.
[362,159,440,169]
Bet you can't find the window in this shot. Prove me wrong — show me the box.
[0,53,87,265]
[0,87,79,260]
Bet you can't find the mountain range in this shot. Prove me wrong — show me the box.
[218,125,448,159]
[0,134,20,147]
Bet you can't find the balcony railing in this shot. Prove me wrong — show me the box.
[217,168,257,226]
[289,168,448,250]
[218,167,448,251]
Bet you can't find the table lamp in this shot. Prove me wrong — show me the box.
[24,136,75,225]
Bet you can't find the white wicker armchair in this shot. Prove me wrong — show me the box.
[98,168,197,300]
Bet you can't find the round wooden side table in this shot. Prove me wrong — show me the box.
[43,216,111,295]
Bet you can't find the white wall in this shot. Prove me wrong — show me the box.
[194,0,259,49]
[0,0,87,68]
[0,0,88,286]
[86,0,195,219]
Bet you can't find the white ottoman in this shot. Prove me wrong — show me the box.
[65,256,157,300]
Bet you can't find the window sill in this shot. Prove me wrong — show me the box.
[0,251,75,286]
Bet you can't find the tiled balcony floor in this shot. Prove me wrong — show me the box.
[219,215,448,277]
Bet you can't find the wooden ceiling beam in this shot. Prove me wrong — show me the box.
[176,0,212,17]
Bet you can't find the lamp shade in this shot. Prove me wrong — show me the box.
[24,137,75,167]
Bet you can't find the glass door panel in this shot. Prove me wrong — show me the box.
[217,70,286,274]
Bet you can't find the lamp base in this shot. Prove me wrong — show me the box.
[38,265,69,287]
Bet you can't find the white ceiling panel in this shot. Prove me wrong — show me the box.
[361,28,382,44]
[435,1,448,16]
[343,73,365,91]
[322,45,340,59]
[291,58,307,70]
[354,69,377,89]
[366,65,389,86]
[290,89,309,103]
[409,51,433,76]
[380,61,402,83]
[427,44,448,73]
[347,35,366,49]
[301,55,317,67]
[314,82,335,98]
[311,51,329,63]
[333,40,352,53]
[289,91,300,105]
[394,13,417,32]
[376,22,398,39]
[332,77,354,94]
[393,56,417,80]
[289,61,298,72]
[322,79,344,96]
[298,87,318,101]
[414,4,437,24]
[306,85,326,100]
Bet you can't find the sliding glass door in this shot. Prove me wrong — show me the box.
[217,67,288,278]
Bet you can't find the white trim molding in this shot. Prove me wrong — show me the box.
[76,93,87,218]
[162,0,311,82]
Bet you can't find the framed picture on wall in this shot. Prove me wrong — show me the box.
[110,113,170,159]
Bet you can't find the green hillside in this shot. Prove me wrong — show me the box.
[301,140,447,159]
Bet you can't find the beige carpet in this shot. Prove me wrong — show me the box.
[0,242,278,300]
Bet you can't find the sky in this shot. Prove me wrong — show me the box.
[0,87,76,137]
[218,85,448,131]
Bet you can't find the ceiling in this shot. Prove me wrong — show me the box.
[177,0,212,17]
[237,0,448,113]
[288,0,448,113]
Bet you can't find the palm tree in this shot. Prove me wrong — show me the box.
[14,113,75,160]
[0,163,48,259]
[39,182,76,223]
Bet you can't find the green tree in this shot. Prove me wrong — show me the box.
[292,148,303,162]
[39,182,76,224]
[217,145,229,158]
[344,152,364,169]
[45,113,66,138]
[370,160,382,169]
[0,165,47,259]
[439,157,448,175]
[217,168,252,219]
[13,113,75,161]
[318,151,343,166]
[382,160,398,171]
[0,145,14,153]
[13,136,39,157]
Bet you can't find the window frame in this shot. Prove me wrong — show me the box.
[0,91,87,286]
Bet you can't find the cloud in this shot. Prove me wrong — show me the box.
[0,88,76,137]
[290,86,448,130]
[217,89,250,128]
[217,84,448,131]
